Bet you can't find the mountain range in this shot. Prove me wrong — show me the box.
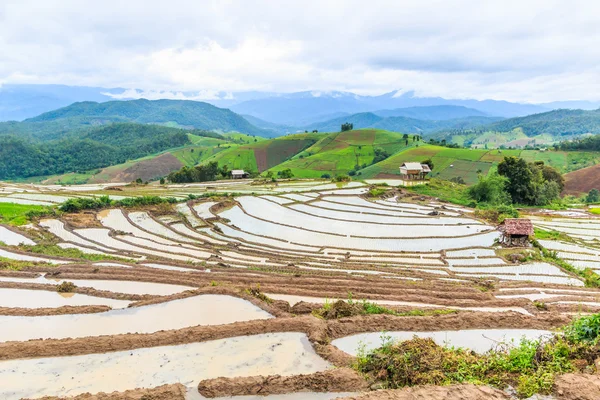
[3,84,600,124]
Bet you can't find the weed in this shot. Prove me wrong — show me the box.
[56,281,76,293]
[533,301,548,311]
[245,284,273,303]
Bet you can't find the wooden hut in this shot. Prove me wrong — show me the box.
[499,218,534,246]
[399,162,431,180]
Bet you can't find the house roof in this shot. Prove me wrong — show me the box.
[402,162,424,170]
[421,164,431,172]
[231,169,246,175]
[500,218,534,235]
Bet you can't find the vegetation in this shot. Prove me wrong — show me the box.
[356,313,600,398]
[341,122,354,132]
[56,281,77,293]
[314,298,457,320]
[0,203,56,226]
[0,123,193,179]
[0,257,52,271]
[59,195,180,213]
[586,189,600,204]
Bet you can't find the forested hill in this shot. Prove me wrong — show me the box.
[306,112,502,134]
[0,99,272,140]
[484,108,600,137]
[0,123,209,179]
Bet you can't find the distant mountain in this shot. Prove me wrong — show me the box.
[306,112,502,134]
[0,84,122,121]
[230,90,548,125]
[372,105,489,120]
[484,108,600,137]
[240,114,298,136]
[0,99,271,140]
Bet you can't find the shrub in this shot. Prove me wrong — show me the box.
[56,281,76,293]
[320,173,331,179]
[333,174,351,182]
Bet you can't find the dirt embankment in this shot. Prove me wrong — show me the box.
[198,368,368,397]
[0,310,570,362]
[338,384,510,400]
[0,305,111,316]
[25,383,187,400]
[553,373,600,400]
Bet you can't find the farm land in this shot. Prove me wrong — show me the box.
[2,178,600,398]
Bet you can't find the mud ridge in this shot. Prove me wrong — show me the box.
[198,368,368,397]
[338,384,510,399]
[25,383,187,400]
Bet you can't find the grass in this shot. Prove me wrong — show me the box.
[534,227,574,242]
[590,208,600,215]
[0,256,53,271]
[20,244,133,263]
[407,178,472,206]
[269,130,417,178]
[355,313,600,398]
[0,203,56,226]
[314,297,457,319]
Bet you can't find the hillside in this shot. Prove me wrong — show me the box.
[564,164,600,195]
[436,109,600,149]
[358,144,600,185]
[265,129,419,178]
[199,133,321,173]
[0,99,271,140]
[0,124,226,181]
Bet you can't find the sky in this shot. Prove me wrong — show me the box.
[1,0,599,103]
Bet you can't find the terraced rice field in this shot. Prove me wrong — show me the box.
[1,179,600,398]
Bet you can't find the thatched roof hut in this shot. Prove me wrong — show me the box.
[499,218,534,246]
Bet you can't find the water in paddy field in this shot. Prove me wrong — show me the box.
[0,287,130,309]
[0,333,331,399]
[0,294,273,342]
[332,329,552,355]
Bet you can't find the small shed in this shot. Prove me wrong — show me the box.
[231,169,248,179]
[399,162,430,180]
[498,218,534,246]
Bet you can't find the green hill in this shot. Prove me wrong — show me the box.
[200,133,321,173]
[0,99,271,140]
[359,144,600,185]
[265,129,419,178]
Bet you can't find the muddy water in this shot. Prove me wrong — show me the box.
[0,288,130,309]
[0,275,194,295]
[0,294,272,343]
[0,332,330,399]
[332,329,551,355]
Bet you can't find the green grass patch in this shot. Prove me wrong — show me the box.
[20,244,132,263]
[0,203,56,226]
[590,208,600,215]
[314,298,457,319]
[407,178,472,206]
[355,313,600,398]
[0,256,53,271]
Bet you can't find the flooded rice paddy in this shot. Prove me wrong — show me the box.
[0,294,272,342]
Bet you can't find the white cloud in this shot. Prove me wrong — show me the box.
[0,0,599,102]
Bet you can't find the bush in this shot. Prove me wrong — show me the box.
[348,170,356,176]
[59,196,111,213]
[320,173,331,179]
[57,281,77,293]
[333,174,351,182]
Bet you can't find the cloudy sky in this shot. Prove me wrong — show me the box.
[1,0,599,102]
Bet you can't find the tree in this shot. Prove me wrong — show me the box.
[421,159,434,171]
[468,172,510,204]
[498,156,535,204]
[403,133,409,139]
[373,148,390,164]
[587,189,600,203]
[277,169,294,179]
[341,123,354,132]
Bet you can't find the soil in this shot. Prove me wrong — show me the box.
[110,153,183,183]
[25,384,187,400]
[0,309,568,362]
[61,212,103,228]
[563,163,600,195]
[338,384,510,399]
[0,305,111,316]
[198,368,368,397]
[553,373,600,400]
